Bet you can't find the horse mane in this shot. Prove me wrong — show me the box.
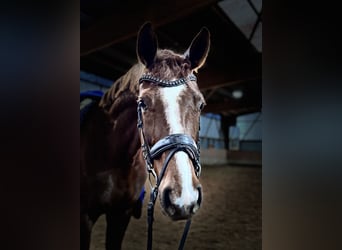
[98,49,191,109]
[99,63,145,109]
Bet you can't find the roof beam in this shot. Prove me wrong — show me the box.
[81,0,219,56]
[196,59,261,91]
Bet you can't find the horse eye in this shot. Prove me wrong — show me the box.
[199,102,205,111]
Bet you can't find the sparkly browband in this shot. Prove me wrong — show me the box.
[139,74,197,87]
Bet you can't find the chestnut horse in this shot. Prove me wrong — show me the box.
[80,22,210,249]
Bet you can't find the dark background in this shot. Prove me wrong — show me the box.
[0,0,341,249]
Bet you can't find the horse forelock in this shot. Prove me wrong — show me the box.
[150,49,191,80]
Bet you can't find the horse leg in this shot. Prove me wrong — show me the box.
[105,212,131,250]
[80,213,98,250]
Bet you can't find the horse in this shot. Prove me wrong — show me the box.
[80,22,210,250]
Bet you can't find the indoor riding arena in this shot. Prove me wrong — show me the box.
[90,164,261,250]
[81,0,261,249]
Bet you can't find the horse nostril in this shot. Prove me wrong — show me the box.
[197,186,202,207]
[189,203,196,214]
[162,188,172,209]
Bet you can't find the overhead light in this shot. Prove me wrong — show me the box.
[232,89,243,99]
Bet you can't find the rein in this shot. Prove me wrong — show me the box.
[137,73,201,250]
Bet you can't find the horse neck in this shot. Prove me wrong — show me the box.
[81,91,141,177]
[102,90,141,168]
[99,64,144,161]
[99,64,144,109]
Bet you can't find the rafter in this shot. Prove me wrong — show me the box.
[81,0,219,56]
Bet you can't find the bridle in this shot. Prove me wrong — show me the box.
[137,73,202,250]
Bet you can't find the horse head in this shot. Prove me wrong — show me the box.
[136,22,210,220]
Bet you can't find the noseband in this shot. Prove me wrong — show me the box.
[137,73,201,250]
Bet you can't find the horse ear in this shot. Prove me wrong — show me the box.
[184,27,210,72]
[136,22,158,68]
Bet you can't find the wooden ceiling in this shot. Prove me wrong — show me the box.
[81,0,261,117]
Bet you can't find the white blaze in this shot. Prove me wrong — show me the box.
[159,86,198,207]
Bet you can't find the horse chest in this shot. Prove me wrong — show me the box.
[101,175,115,204]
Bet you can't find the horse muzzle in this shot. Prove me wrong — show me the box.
[160,185,202,220]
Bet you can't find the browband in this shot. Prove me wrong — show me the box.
[139,74,197,87]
